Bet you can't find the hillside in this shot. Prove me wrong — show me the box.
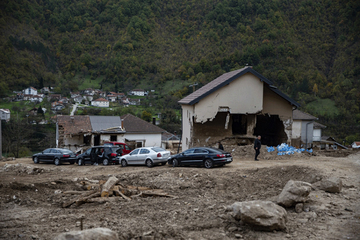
[0,0,359,141]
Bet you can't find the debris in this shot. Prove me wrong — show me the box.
[62,176,177,208]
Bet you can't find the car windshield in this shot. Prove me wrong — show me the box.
[151,147,165,152]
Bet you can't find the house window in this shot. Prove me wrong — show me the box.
[232,114,247,135]
[110,135,117,141]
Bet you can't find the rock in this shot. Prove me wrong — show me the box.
[277,180,312,207]
[54,228,119,240]
[295,203,303,213]
[319,177,342,193]
[227,200,287,231]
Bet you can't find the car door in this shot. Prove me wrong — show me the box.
[126,149,140,165]
[90,148,99,164]
[38,148,51,161]
[123,144,131,155]
[83,148,92,163]
[47,149,58,162]
[179,149,196,165]
[138,148,150,164]
[193,148,208,165]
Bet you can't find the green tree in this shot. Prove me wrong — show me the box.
[141,110,152,122]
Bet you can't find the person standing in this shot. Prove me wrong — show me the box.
[218,142,224,151]
[254,135,261,161]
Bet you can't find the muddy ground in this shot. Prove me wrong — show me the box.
[0,147,359,240]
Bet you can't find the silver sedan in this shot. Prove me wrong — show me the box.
[119,147,170,168]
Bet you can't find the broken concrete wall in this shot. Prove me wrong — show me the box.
[192,112,232,146]
[98,134,125,145]
[181,105,194,150]
[62,134,85,152]
[262,86,293,144]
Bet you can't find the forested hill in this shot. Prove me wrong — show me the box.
[0,0,359,141]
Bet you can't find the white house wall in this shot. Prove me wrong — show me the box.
[292,121,302,139]
[313,129,321,142]
[124,133,162,147]
[99,134,125,144]
[193,73,263,123]
[301,121,314,147]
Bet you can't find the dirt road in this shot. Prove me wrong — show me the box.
[0,149,359,239]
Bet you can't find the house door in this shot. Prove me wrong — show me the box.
[94,135,100,146]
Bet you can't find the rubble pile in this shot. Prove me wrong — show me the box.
[1,163,46,175]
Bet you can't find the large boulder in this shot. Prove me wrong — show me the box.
[277,180,312,207]
[54,228,119,240]
[319,177,342,193]
[226,200,287,231]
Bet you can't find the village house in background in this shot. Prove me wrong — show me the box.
[352,142,360,148]
[178,66,300,151]
[130,89,147,96]
[121,114,166,148]
[0,109,10,121]
[91,98,109,107]
[56,114,167,153]
[292,109,318,148]
[56,115,125,152]
[12,86,147,111]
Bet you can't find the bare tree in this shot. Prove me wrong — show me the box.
[2,118,33,158]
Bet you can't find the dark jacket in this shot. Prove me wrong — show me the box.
[254,138,261,149]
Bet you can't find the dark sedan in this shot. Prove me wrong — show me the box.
[76,145,122,166]
[32,148,76,165]
[168,147,232,168]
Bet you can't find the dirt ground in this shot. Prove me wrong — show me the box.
[0,147,360,240]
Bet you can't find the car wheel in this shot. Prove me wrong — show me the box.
[204,159,213,169]
[103,159,109,166]
[121,159,127,167]
[33,157,39,164]
[78,158,83,166]
[146,159,153,168]
[54,158,60,166]
[172,159,179,167]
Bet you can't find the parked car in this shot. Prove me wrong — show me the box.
[103,142,132,155]
[76,146,122,166]
[119,147,170,168]
[32,148,76,166]
[167,147,232,168]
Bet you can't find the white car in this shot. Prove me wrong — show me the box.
[119,147,170,167]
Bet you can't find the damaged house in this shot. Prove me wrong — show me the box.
[56,115,125,152]
[178,66,300,151]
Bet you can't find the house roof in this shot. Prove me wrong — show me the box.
[89,116,123,132]
[178,66,300,107]
[121,114,165,134]
[162,131,180,141]
[57,115,92,135]
[314,122,326,129]
[93,98,109,102]
[293,109,318,120]
[0,109,10,113]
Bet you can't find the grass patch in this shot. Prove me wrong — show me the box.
[76,74,104,90]
[305,98,339,118]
